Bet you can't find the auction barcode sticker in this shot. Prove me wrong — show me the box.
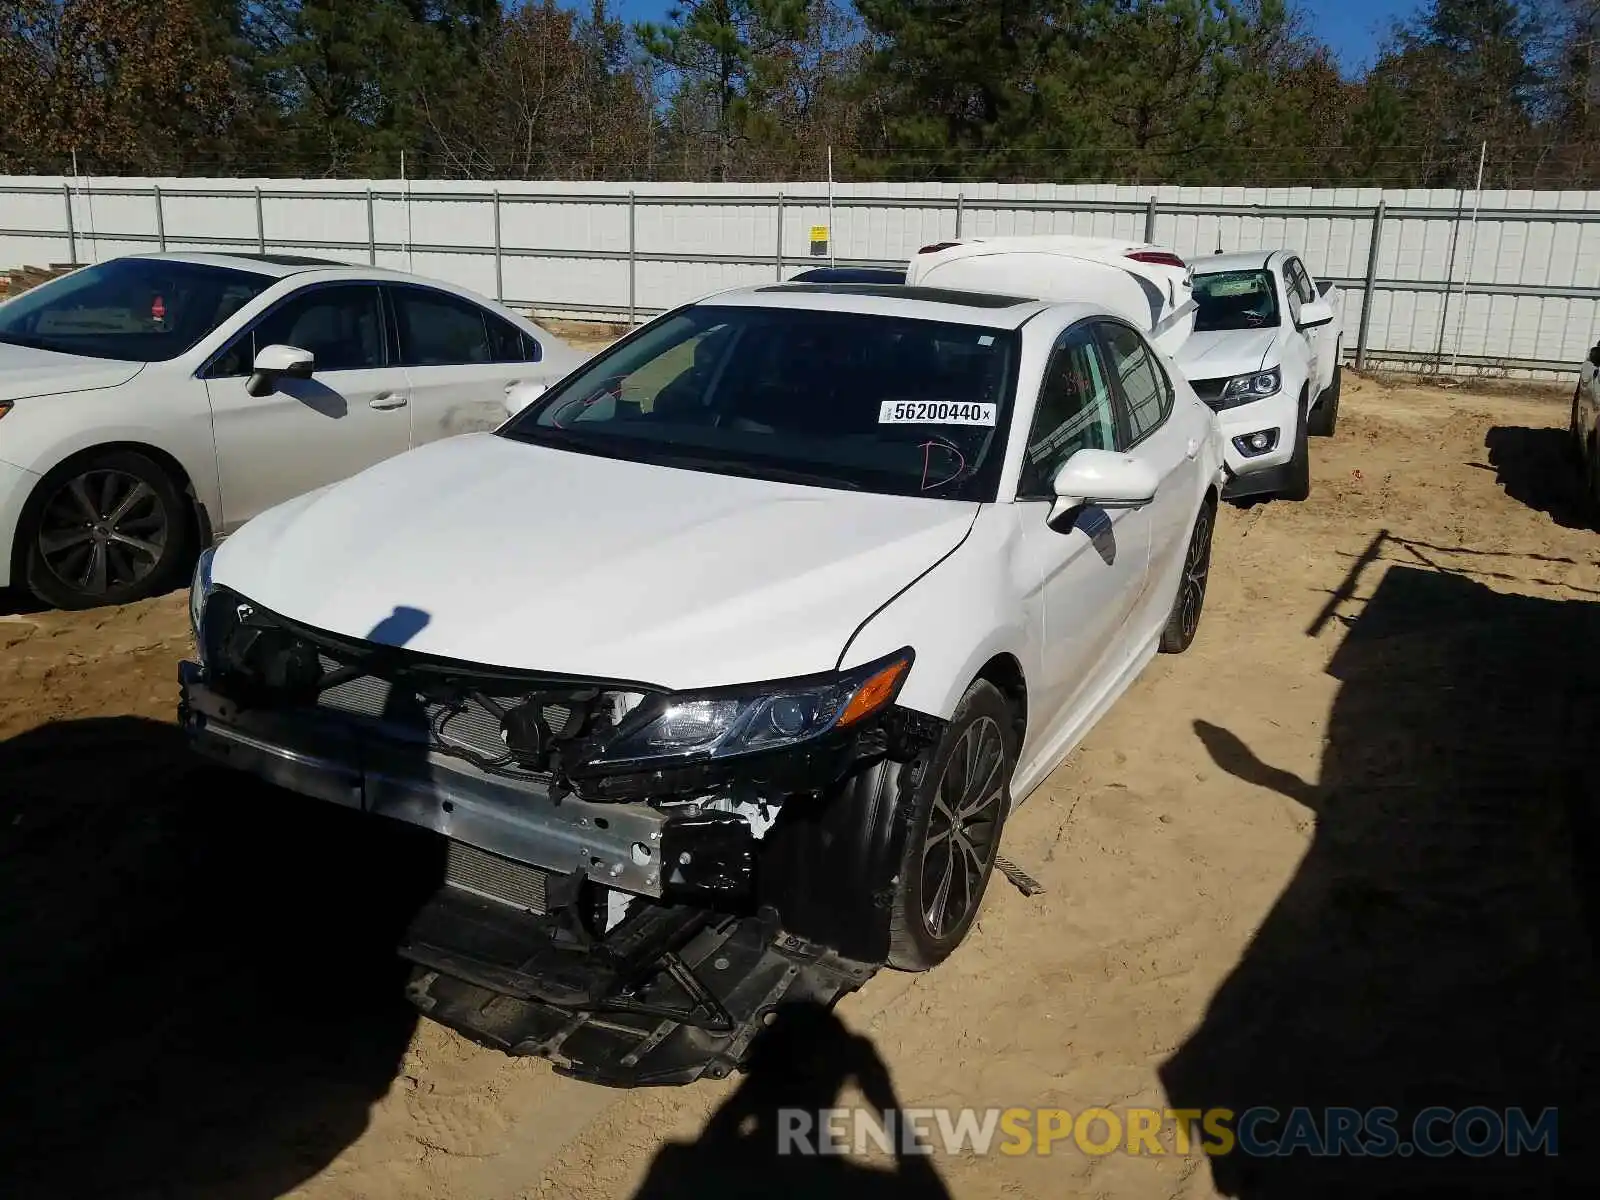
[879,400,997,426]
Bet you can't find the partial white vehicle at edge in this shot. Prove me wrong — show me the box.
[180,280,1225,1084]
[1176,249,1343,501]
[0,252,583,609]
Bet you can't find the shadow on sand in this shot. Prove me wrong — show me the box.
[629,1000,952,1200]
[1162,535,1600,1195]
[0,712,444,1199]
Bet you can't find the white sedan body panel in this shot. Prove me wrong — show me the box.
[0,254,584,588]
[205,283,1224,819]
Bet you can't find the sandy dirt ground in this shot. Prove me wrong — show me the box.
[2,374,1597,1198]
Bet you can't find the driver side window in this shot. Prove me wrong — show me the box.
[1018,325,1118,499]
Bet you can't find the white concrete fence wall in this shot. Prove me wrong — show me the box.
[3,176,1599,376]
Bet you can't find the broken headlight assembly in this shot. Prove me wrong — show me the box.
[582,650,914,770]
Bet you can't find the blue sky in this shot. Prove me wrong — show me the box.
[604,0,1414,76]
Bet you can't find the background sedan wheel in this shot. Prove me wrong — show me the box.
[24,451,192,610]
[888,679,1017,971]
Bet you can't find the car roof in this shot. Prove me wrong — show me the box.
[1192,249,1285,274]
[704,282,1055,329]
[124,250,438,284]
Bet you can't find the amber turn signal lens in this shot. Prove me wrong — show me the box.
[836,657,911,727]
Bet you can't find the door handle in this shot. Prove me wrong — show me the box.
[1185,437,1200,459]
[369,392,409,410]
[504,380,528,394]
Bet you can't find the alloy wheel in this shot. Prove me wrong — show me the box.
[921,715,1007,938]
[1179,508,1213,642]
[36,469,169,598]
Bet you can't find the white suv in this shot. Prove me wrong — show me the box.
[180,281,1225,1084]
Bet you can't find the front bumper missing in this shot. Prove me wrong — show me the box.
[179,660,879,1084]
[180,662,670,897]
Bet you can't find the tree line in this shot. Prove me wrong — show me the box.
[3,0,1599,188]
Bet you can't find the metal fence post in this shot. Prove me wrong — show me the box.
[62,182,77,263]
[366,189,376,264]
[153,185,166,252]
[254,186,266,254]
[775,192,785,280]
[1144,195,1158,243]
[955,192,965,238]
[1355,200,1386,371]
[627,191,637,327]
[492,189,503,301]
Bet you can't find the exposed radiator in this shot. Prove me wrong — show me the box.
[445,840,551,914]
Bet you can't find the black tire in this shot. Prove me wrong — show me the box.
[1307,362,1341,436]
[1588,436,1600,532]
[887,679,1017,972]
[21,450,192,610]
[1160,500,1215,654]
[1279,396,1311,501]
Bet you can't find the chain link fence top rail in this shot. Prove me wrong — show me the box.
[3,173,1598,377]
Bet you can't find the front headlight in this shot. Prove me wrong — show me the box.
[1215,366,1282,408]
[189,547,216,647]
[587,649,914,767]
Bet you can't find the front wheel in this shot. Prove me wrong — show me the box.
[1307,362,1341,436]
[1279,398,1312,502]
[22,451,192,610]
[887,679,1017,972]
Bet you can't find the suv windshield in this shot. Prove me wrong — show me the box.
[0,258,272,362]
[1192,269,1280,332]
[500,304,1018,500]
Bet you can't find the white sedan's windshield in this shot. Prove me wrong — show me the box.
[0,258,272,362]
[500,304,1019,500]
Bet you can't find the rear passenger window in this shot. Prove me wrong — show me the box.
[394,289,493,366]
[1098,322,1171,443]
[486,311,541,363]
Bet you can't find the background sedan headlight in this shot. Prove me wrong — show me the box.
[588,650,913,767]
[189,547,216,645]
[1214,366,1282,408]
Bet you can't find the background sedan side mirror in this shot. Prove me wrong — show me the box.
[504,380,547,418]
[247,343,315,397]
[1587,344,1600,368]
[1049,449,1159,528]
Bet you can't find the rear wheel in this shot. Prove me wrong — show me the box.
[887,679,1017,972]
[22,451,192,610]
[1160,501,1215,654]
[1307,362,1341,436]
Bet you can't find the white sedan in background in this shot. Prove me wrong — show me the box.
[0,252,582,608]
[181,281,1226,1082]
[1176,250,1342,501]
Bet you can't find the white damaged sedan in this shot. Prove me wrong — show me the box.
[181,280,1225,1084]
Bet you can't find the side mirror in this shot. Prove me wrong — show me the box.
[504,380,547,418]
[1587,344,1600,368]
[247,343,315,397]
[1049,449,1159,527]
[1296,298,1334,330]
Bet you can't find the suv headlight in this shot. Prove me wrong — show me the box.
[1215,366,1281,408]
[189,547,216,647]
[586,649,914,767]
